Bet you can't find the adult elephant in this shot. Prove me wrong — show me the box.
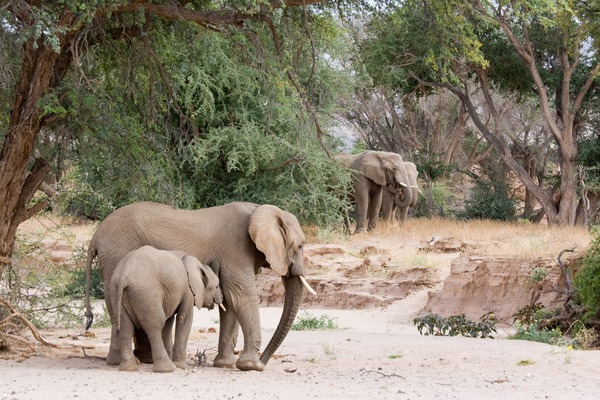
[84,201,315,372]
[380,161,419,222]
[335,151,412,233]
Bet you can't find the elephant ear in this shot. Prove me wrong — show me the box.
[360,151,386,186]
[182,255,205,308]
[249,205,294,276]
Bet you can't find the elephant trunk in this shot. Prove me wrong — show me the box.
[259,275,304,365]
[392,184,412,209]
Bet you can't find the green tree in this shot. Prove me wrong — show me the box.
[361,0,600,226]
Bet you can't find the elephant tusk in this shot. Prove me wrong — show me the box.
[399,182,408,187]
[300,275,317,296]
[219,303,227,312]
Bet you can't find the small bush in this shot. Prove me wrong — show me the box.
[511,325,562,345]
[574,231,600,317]
[291,312,339,331]
[413,312,497,338]
[510,303,570,346]
[459,178,516,221]
[512,303,558,326]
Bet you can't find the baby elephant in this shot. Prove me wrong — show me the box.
[110,245,223,372]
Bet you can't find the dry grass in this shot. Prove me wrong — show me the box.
[17,214,593,262]
[306,217,593,261]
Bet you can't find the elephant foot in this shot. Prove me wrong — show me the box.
[153,359,176,373]
[236,352,264,372]
[106,350,121,366]
[213,354,237,369]
[174,360,188,370]
[354,227,366,234]
[118,358,139,372]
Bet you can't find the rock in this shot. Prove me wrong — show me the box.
[257,267,438,309]
[422,255,579,323]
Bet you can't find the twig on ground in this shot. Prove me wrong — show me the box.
[193,346,218,367]
[360,368,405,379]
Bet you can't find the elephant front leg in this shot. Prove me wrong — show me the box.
[172,306,194,370]
[213,305,239,369]
[367,190,383,231]
[233,292,263,371]
[354,189,369,233]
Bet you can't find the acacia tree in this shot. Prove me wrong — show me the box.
[0,0,327,276]
[361,0,600,226]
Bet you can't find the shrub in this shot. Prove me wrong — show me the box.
[574,231,600,317]
[413,312,497,338]
[291,312,339,331]
[459,178,516,221]
[511,325,562,345]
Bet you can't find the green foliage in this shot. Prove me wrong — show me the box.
[510,303,564,345]
[574,231,600,317]
[181,125,350,226]
[413,312,497,338]
[291,312,339,331]
[528,266,549,284]
[413,180,455,218]
[50,265,104,300]
[577,135,600,193]
[511,325,563,345]
[512,303,553,326]
[30,16,353,227]
[459,178,517,221]
[361,1,488,93]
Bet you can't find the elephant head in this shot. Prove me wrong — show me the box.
[182,255,223,310]
[392,161,419,209]
[249,204,313,364]
[358,151,412,209]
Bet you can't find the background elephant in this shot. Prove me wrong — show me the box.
[85,201,315,372]
[380,161,419,222]
[335,151,412,233]
[111,246,223,372]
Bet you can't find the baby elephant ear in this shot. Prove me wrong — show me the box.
[182,255,205,308]
[249,205,288,276]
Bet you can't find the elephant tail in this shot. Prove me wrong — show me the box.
[84,237,97,331]
[113,279,124,337]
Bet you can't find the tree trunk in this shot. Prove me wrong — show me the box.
[0,40,67,276]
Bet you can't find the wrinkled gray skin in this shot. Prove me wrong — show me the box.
[380,161,419,222]
[111,246,223,373]
[335,151,412,233]
[85,201,307,372]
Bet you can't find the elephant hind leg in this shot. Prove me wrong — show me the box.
[118,314,139,372]
[148,330,176,373]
